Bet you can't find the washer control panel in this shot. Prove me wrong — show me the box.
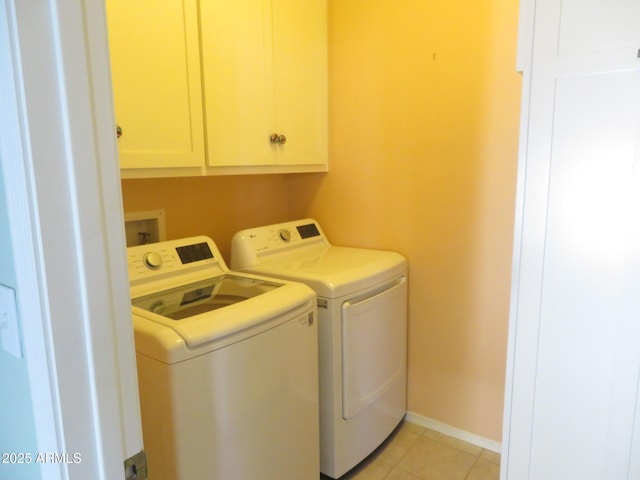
[128,236,224,283]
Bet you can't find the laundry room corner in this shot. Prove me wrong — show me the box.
[287,0,522,443]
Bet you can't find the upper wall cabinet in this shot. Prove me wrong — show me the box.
[200,0,328,174]
[106,0,206,177]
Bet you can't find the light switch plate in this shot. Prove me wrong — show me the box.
[0,284,22,358]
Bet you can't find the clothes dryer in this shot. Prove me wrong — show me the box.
[128,236,319,480]
[231,219,407,478]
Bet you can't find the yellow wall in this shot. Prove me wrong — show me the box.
[121,175,292,260]
[288,0,521,441]
[121,0,521,442]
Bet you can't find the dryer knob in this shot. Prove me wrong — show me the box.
[279,229,292,242]
[143,252,163,269]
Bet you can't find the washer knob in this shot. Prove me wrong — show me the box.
[279,229,292,242]
[143,252,163,269]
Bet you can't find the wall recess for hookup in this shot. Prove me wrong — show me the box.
[124,210,167,247]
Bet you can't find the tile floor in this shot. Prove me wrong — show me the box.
[321,420,500,480]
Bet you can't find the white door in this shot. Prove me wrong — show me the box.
[1,1,143,479]
[502,1,640,479]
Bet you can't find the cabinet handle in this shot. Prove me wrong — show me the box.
[116,125,123,139]
[269,133,287,144]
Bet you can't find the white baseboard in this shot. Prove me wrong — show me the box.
[405,412,502,453]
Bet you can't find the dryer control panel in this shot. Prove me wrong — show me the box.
[277,222,321,243]
[231,219,330,267]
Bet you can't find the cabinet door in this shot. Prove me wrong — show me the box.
[272,0,328,167]
[201,0,327,171]
[107,0,205,170]
[200,0,275,167]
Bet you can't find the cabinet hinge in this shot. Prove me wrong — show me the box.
[124,450,147,480]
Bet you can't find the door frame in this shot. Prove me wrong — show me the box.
[0,1,142,478]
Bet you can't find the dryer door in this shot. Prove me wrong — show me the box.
[341,276,407,419]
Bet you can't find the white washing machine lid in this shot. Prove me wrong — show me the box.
[127,236,316,363]
[132,273,282,320]
[243,245,407,298]
[132,275,315,362]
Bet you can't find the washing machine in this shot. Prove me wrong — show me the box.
[127,236,319,480]
[231,219,408,478]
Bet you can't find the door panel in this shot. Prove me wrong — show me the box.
[503,0,640,475]
[559,0,640,56]
[341,278,407,419]
[529,70,640,479]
